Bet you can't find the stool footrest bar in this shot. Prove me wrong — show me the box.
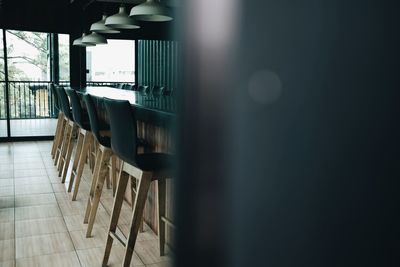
[109,231,127,247]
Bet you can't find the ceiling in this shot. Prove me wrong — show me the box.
[0,0,176,40]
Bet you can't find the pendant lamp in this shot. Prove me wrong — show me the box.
[129,0,173,22]
[90,15,121,34]
[105,6,141,30]
[82,32,107,45]
[73,33,96,47]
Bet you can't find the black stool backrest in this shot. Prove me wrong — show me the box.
[83,94,109,146]
[138,85,149,95]
[50,84,60,111]
[163,88,172,96]
[151,85,164,96]
[104,98,137,165]
[65,88,86,129]
[56,86,73,120]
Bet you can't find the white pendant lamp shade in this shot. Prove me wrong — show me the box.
[105,6,140,30]
[82,32,107,45]
[73,33,96,47]
[90,15,120,34]
[130,0,173,22]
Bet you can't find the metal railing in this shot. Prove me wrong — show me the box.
[0,81,57,119]
[0,81,128,120]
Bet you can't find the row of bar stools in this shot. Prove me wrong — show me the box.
[83,94,117,238]
[102,98,174,267]
[55,86,78,183]
[65,88,95,201]
[50,84,64,159]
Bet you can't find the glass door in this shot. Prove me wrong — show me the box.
[0,30,9,138]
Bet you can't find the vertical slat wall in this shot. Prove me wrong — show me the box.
[136,40,178,247]
[138,40,179,91]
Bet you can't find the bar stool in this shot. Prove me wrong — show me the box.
[102,98,174,267]
[55,86,78,182]
[50,84,64,159]
[83,94,117,237]
[65,88,94,200]
[53,86,67,165]
[151,85,164,96]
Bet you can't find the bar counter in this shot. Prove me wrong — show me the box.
[70,86,175,242]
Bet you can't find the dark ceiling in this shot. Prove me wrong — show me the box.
[0,0,175,40]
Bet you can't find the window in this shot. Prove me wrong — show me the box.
[58,34,70,82]
[6,30,50,81]
[86,40,135,82]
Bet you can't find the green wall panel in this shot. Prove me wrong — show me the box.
[138,40,178,91]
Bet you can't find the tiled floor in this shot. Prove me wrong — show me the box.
[0,141,173,267]
[0,119,57,137]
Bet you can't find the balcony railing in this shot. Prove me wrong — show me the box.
[0,81,128,120]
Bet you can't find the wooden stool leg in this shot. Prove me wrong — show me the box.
[122,172,152,267]
[157,178,167,256]
[84,147,102,224]
[89,141,97,172]
[67,130,84,189]
[130,176,144,233]
[106,164,112,190]
[86,148,112,238]
[54,118,66,165]
[51,113,62,158]
[70,133,93,200]
[61,124,77,183]
[111,155,117,196]
[58,122,71,175]
[102,168,130,267]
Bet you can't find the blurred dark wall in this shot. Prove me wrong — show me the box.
[176,1,400,267]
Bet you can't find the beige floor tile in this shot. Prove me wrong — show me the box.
[146,262,173,267]
[0,260,15,267]
[0,169,13,178]
[59,200,106,216]
[14,169,47,178]
[0,186,14,197]
[54,191,71,202]
[51,183,68,193]
[15,183,53,195]
[13,162,45,170]
[15,193,56,207]
[0,197,15,209]
[0,208,14,223]
[15,232,74,259]
[58,201,90,216]
[119,223,158,242]
[64,209,110,232]
[16,251,81,267]
[63,214,87,232]
[134,240,172,265]
[0,222,14,240]
[0,239,15,261]
[15,217,68,238]
[0,179,14,187]
[15,204,62,221]
[77,246,144,267]
[14,177,49,185]
[45,169,61,179]
[69,227,108,250]
[13,152,41,158]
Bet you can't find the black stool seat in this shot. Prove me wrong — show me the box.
[83,94,111,148]
[135,153,174,172]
